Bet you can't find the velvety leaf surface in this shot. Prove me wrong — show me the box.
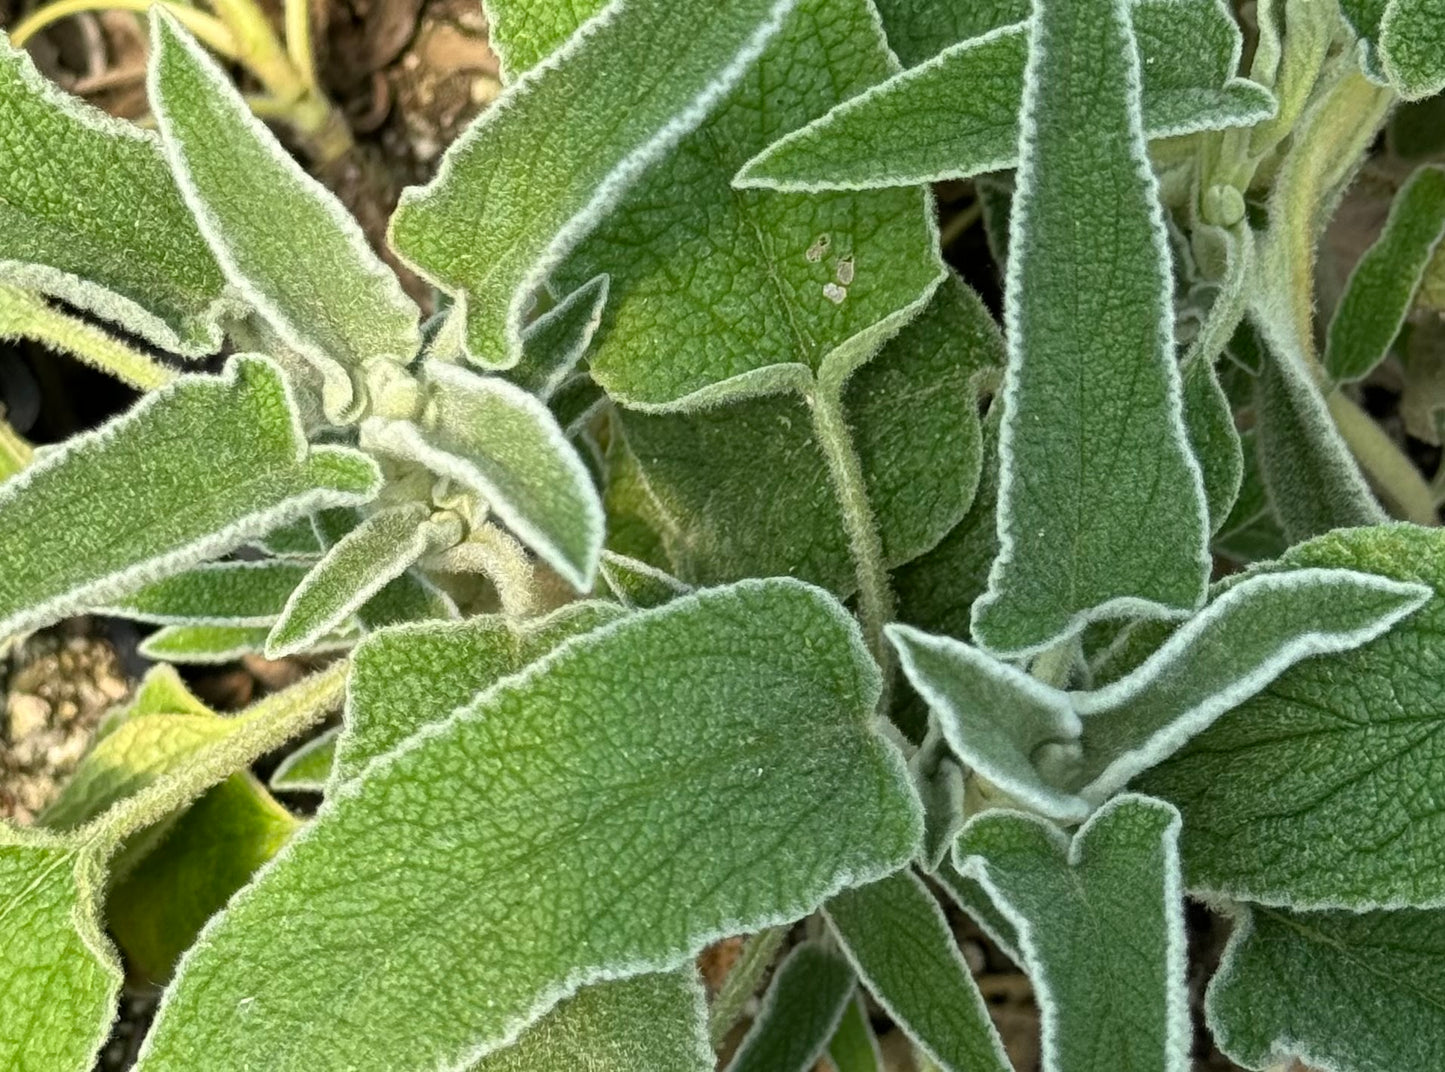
[269,727,341,793]
[137,580,921,1071]
[140,623,357,664]
[612,274,999,594]
[1181,356,1244,534]
[507,275,608,399]
[597,551,691,610]
[148,14,419,382]
[1380,0,1445,99]
[869,0,1025,65]
[0,828,118,1072]
[725,943,856,1072]
[825,870,1009,1072]
[827,993,882,1072]
[362,362,602,589]
[955,796,1188,1072]
[1325,165,1445,383]
[1136,526,1445,909]
[0,35,226,354]
[0,356,379,640]
[1207,905,1445,1072]
[335,600,625,784]
[100,561,309,626]
[389,0,796,369]
[1212,427,1289,565]
[735,0,1274,191]
[969,0,1210,657]
[472,970,710,1072]
[254,516,325,558]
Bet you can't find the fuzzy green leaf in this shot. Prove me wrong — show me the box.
[266,504,451,657]
[0,34,226,355]
[1325,165,1445,383]
[137,579,921,1071]
[969,0,1210,657]
[1380,0,1445,100]
[269,727,340,793]
[139,623,358,664]
[362,362,602,589]
[597,551,691,610]
[1069,567,1429,801]
[546,0,944,408]
[825,870,1010,1072]
[725,943,857,1072]
[1212,426,1289,565]
[611,274,999,594]
[735,0,1274,191]
[933,862,1023,966]
[1207,905,1445,1072]
[870,0,1026,65]
[388,0,796,370]
[101,560,309,626]
[254,517,325,558]
[149,14,419,395]
[955,796,1188,1072]
[335,599,625,784]
[886,623,1087,822]
[1137,525,1445,909]
[1181,356,1244,535]
[0,356,379,641]
[827,993,882,1072]
[507,275,608,399]
[473,971,711,1072]
[0,827,119,1072]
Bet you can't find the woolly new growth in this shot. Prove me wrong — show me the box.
[148,15,418,373]
[886,623,1089,823]
[724,943,856,1072]
[0,826,120,1072]
[140,623,358,665]
[473,970,713,1072]
[825,871,1010,1072]
[265,504,459,658]
[597,550,691,610]
[0,355,380,641]
[388,0,798,370]
[426,523,540,617]
[828,993,883,1072]
[1207,905,1445,1072]
[269,726,342,794]
[1138,526,1445,911]
[538,0,944,411]
[1180,354,1245,534]
[1380,0,1445,99]
[136,581,921,1072]
[734,0,1275,192]
[612,274,998,595]
[0,35,229,356]
[1069,567,1431,803]
[334,599,626,786]
[969,0,1210,658]
[1326,165,1445,383]
[956,796,1190,1072]
[99,560,310,626]
[508,274,609,400]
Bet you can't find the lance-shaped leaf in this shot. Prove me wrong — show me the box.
[1181,355,1243,535]
[507,275,608,399]
[598,551,691,610]
[266,505,455,658]
[869,0,1027,65]
[0,355,380,640]
[1136,525,1445,909]
[140,623,358,664]
[825,871,1011,1072]
[335,600,626,785]
[535,0,944,408]
[269,727,341,793]
[0,34,226,355]
[99,560,309,626]
[0,827,119,1072]
[253,516,325,558]
[887,623,1088,822]
[1207,905,1445,1072]
[149,14,419,399]
[473,970,711,1072]
[136,580,921,1071]
[725,943,857,1072]
[1068,567,1430,802]
[362,362,602,589]
[1380,0,1445,100]
[388,0,796,370]
[1212,426,1289,565]
[969,0,1210,657]
[612,273,1000,594]
[827,993,882,1072]
[911,730,968,871]
[735,0,1275,191]
[1325,165,1445,383]
[955,796,1189,1072]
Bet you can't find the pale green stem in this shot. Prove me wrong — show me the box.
[1327,390,1439,524]
[0,284,175,391]
[283,0,318,91]
[940,200,982,248]
[807,378,895,675]
[78,660,348,853]
[0,418,32,480]
[10,0,240,57]
[708,926,787,1048]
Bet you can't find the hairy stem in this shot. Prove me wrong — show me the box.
[79,660,348,853]
[9,0,239,57]
[708,926,787,1047]
[0,284,176,391]
[283,0,318,91]
[0,417,32,480]
[1327,390,1439,524]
